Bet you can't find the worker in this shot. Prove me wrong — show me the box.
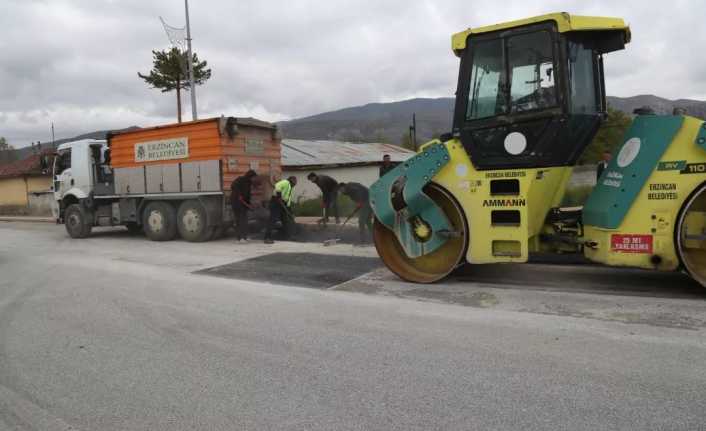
[596,150,612,182]
[338,182,373,244]
[307,172,339,225]
[230,169,257,243]
[379,154,395,178]
[264,176,297,244]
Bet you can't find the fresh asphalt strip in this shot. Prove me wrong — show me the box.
[194,252,383,289]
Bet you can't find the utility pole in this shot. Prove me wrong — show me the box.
[184,0,197,121]
[409,113,418,152]
[51,122,55,147]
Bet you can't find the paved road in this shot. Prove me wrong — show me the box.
[1,222,705,430]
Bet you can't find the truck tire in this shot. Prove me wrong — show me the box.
[64,204,93,239]
[143,201,177,241]
[177,200,211,242]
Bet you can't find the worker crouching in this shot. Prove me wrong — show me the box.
[264,176,297,244]
[338,182,373,244]
[307,172,339,226]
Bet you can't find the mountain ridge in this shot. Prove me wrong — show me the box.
[278,95,706,144]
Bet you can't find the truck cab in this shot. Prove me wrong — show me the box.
[52,139,109,221]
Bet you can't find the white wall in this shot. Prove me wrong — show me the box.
[27,191,54,216]
[283,165,381,202]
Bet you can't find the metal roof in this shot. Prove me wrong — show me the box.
[281,139,415,168]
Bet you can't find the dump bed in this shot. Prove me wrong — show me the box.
[108,117,281,202]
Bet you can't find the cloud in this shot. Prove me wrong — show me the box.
[0,0,704,147]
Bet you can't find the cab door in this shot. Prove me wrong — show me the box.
[454,23,569,170]
[53,149,72,199]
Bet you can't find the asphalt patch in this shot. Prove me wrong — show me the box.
[195,252,382,289]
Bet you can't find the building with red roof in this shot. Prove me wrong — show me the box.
[0,151,54,215]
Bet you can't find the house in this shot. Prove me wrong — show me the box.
[281,139,414,201]
[0,151,54,215]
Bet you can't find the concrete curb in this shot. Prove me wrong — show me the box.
[0,216,55,223]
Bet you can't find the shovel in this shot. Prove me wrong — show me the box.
[323,206,360,246]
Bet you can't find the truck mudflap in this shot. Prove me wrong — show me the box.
[369,142,452,258]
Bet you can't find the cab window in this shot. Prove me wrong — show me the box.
[56,150,71,175]
[466,38,505,120]
[568,40,599,113]
[466,30,557,120]
[507,31,556,113]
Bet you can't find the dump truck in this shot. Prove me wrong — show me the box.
[52,117,282,241]
[370,12,706,288]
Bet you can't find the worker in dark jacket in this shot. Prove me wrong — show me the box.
[596,150,612,182]
[338,182,373,243]
[230,170,257,242]
[379,154,395,178]
[307,172,339,225]
[264,176,297,244]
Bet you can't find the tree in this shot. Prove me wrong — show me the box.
[400,133,415,151]
[578,107,633,165]
[138,47,212,123]
[0,137,17,165]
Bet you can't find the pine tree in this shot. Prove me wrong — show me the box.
[138,48,212,123]
[0,136,16,165]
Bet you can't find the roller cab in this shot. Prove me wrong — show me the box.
[451,12,630,170]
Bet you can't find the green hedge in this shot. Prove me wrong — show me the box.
[560,185,594,207]
[293,195,358,217]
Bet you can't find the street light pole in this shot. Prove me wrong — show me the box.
[184,0,197,121]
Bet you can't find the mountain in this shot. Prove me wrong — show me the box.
[12,127,140,160]
[606,95,706,118]
[278,98,455,144]
[279,96,706,145]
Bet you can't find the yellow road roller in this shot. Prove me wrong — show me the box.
[370,13,706,285]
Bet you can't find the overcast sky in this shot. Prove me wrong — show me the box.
[1,0,704,147]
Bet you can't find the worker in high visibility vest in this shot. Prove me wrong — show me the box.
[264,176,298,244]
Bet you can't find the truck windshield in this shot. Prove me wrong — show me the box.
[55,150,71,175]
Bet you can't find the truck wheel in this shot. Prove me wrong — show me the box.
[177,200,211,242]
[143,201,177,241]
[64,204,93,239]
